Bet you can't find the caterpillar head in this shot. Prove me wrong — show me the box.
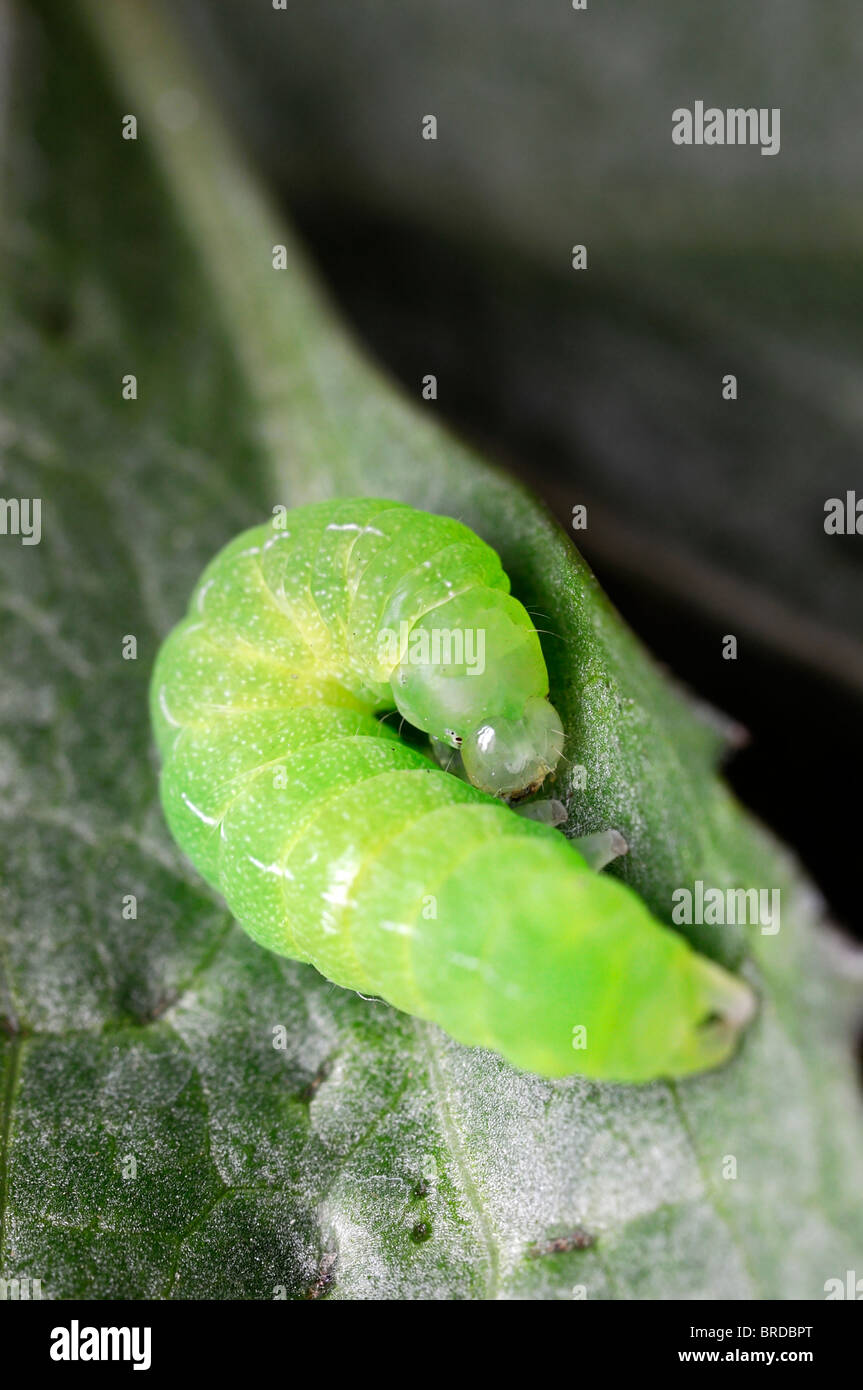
[460,697,564,797]
[390,590,565,798]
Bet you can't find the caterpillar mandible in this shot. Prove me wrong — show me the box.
[150,499,755,1082]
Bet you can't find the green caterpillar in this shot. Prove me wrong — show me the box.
[150,499,755,1082]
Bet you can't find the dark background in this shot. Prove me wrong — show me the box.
[176,0,863,931]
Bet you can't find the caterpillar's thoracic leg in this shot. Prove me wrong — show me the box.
[572,828,629,871]
[513,798,568,828]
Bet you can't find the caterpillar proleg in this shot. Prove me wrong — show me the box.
[150,500,755,1081]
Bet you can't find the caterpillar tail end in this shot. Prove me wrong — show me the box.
[687,955,758,1074]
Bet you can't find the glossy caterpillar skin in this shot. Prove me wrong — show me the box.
[151,499,755,1082]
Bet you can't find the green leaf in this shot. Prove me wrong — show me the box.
[0,0,861,1299]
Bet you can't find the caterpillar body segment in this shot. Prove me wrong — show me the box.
[151,499,755,1081]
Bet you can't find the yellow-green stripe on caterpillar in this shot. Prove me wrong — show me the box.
[150,499,755,1081]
